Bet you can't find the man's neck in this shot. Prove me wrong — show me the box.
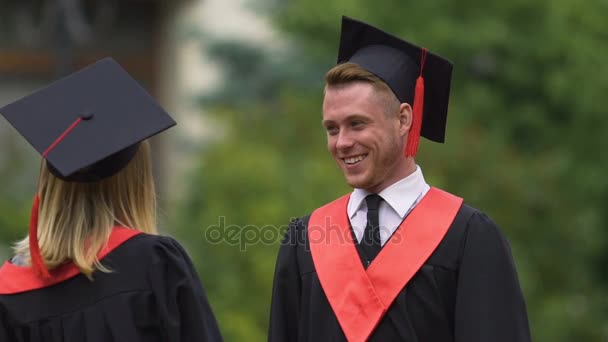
[364,157,417,193]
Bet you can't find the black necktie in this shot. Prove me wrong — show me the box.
[361,194,383,266]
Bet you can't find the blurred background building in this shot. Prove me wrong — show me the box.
[0,0,184,199]
[0,0,274,215]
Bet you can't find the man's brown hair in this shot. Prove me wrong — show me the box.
[325,62,400,116]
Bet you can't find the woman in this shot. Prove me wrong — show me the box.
[0,58,223,342]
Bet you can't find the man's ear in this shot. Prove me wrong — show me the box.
[398,102,413,137]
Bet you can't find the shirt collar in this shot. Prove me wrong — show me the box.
[10,255,26,266]
[347,165,429,219]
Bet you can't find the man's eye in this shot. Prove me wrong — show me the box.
[326,127,338,135]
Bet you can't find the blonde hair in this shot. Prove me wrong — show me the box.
[325,62,400,116]
[13,140,157,278]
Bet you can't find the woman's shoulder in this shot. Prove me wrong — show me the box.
[115,231,191,263]
[124,231,181,247]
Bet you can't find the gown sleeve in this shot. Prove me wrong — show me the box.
[147,236,223,342]
[268,218,302,342]
[454,211,532,342]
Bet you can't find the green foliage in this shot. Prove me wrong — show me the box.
[171,0,608,340]
[0,138,37,260]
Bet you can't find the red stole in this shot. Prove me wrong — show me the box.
[308,187,463,341]
[0,227,142,295]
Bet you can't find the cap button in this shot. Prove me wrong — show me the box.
[80,112,95,120]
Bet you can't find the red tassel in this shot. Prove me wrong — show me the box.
[26,116,85,280]
[405,76,424,157]
[405,48,428,157]
[29,194,51,278]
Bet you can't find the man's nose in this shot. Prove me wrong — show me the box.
[335,130,355,150]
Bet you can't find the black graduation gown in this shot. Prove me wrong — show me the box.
[269,203,531,342]
[0,232,223,342]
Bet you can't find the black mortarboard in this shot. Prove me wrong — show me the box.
[337,16,453,155]
[0,57,176,182]
[0,58,176,278]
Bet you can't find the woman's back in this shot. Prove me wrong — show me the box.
[0,229,222,342]
[0,58,223,341]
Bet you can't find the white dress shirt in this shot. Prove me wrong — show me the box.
[347,165,431,246]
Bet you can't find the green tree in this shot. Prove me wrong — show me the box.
[0,136,36,260]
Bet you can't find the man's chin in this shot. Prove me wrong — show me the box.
[343,175,369,190]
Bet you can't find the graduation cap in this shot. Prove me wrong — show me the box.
[0,57,176,182]
[0,57,176,278]
[337,16,453,156]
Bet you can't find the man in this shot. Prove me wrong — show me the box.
[268,16,531,342]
